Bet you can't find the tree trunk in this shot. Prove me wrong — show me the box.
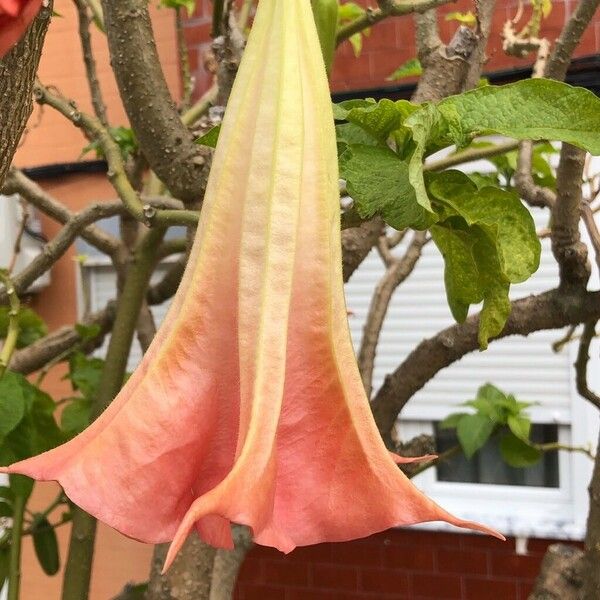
[0,4,53,186]
[528,544,584,600]
[581,430,600,599]
[145,537,216,600]
[208,527,253,600]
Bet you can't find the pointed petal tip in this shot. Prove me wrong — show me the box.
[390,452,438,465]
[461,519,506,542]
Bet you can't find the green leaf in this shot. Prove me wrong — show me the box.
[430,224,480,322]
[500,433,542,467]
[311,0,339,75]
[0,307,47,348]
[332,98,374,120]
[75,323,102,342]
[66,352,104,399]
[387,58,422,81]
[437,79,600,155]
[456,413,495,459]
[507,414,532,441]
[439,412,469,430]
[0,372,26,439]
[2,374,64,462]
[405,103,445,214]
[336,122,381,148]
[444,10,477,24]
[464,394,505,422]
[0,486,14,502]
[32,515,60,575]
[0,501,12,517]
[477,383,507,405]
[159,0,196,16]
[337,1,364,21]
[0,546,9,589]
[340,144,434,230]
[61,399,92,437]
[428,171,540,346]
[195,124,221,149]
[10,474,33,500]
[82,126,137,161]
[337,98,418,144]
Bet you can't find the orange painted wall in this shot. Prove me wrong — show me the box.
[9,1,179,597]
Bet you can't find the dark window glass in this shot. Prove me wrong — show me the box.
[435,423,560,488]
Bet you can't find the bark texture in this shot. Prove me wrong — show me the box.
[341,217,385,282]
[208,527,253,600]
[0,4,53,186]
[582,431,600,599]
[101,0,208,203]
[145,538,216,600]
[528,544,584,600]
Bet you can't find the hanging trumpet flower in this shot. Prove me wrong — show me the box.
[1,0,503,569]
[0,0,43,57]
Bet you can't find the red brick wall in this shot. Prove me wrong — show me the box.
[183,0,600,96]
[235,529,581,600]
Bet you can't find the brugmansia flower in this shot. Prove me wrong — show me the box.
[1,0,503,569]
[0,0,42,58]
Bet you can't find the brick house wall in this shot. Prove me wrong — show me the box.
[236,530,583,600]
[183,0,600,95]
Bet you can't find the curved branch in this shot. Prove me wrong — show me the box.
[515,141,556,209]
[358,232,427,397]
[545,0,600,81]
[342,217,386,282]
[74,0,109,126]
[2,169,122,259]
[0,202,125,303]
[553,144,591,287]
[575,320,600,410]
[371,288,600,445]
[336,0,455,43]
[100,0,209,203]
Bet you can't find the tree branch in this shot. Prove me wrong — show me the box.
[582,429,600,599]
[2,169,122,259]
[515,141,556,209]
[413,24,478,102]
[371,288,600,445]
[528,544,584,600]
[336,0,455,43]
[32,82,200,227]
[341,217,386,282]
[208,526,253,600]
[358,231,427,397]
[545,0,600,81]
[100,0,209,203]
[575,320,600,410]
[74,0,109,126]
[0,201,126,303]
[553,144,591,288]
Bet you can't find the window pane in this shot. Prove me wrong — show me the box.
[435,423,560,488]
